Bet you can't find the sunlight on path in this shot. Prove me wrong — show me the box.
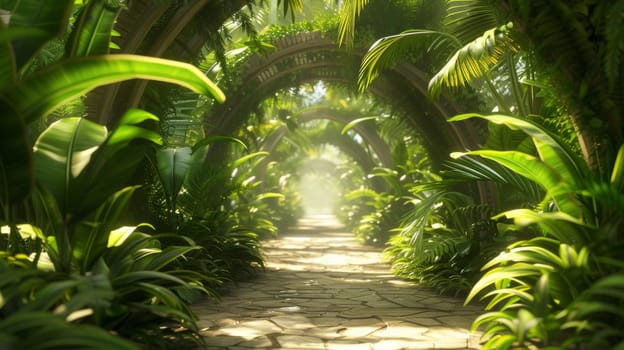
[193,214,482,349]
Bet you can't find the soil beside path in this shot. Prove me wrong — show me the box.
[193,214,482,350]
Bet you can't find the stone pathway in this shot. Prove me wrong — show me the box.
[193,214,483,349]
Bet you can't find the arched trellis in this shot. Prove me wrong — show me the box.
[261,107,393,168]
[257,107,393,192]
[86,1,494,203]
[203,31,483,168]
[89,1,484,165]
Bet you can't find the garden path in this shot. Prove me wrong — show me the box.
[193,214,482,350]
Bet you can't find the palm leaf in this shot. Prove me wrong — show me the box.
[340,116,377,134]
[453,149,581,216]
[483,122,531,151]
[277,0,303,22]
[359,30,459,91]
[451,114,585,181]
[337,0,370,49]
[466,263,542,305]
[444,0,500,43]
[443,155,544,204]
[3,54,225,124]
[428,23,517,97]
[451,113,587,215]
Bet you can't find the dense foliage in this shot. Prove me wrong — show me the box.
[2,0,623,349]
[0,0,297,348]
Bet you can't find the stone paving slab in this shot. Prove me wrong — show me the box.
[193,214,482,349]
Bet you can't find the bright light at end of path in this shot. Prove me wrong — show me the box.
[297,154,342,215]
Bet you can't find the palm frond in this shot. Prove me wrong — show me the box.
[278,0,303,22]
[442,155,544,205]
[428,23,517,97]
[359,30,460,91]
[337,0,370,49]
[444,0,500,43]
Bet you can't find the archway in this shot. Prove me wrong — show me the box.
[85,2,485,169]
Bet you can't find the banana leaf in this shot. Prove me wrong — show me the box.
[70,109,161,221]
[33,117,108,217]
[4,54,225,124]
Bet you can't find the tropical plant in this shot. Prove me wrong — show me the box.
[1,0,226,347]
[0,249,137,348]
[455,113,624,348]
[0,0,224,226]
[102,229,212,348]
[147,141,273,283]
[30,112,162,273]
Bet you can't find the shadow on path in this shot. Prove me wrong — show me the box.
[193,214,482,349]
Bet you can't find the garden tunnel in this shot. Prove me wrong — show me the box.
[85,0,486,170]
[4,1,624,349]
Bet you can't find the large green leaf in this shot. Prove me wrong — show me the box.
[494,209,593,245]
[453,150,582,216]
[0,98,31,212]
[450,113,587,185]
[3,54,225,124]
[72,186,138,273]
[65,0,122,57]
[33,117,108,216]
[155,147,192,205]
[7,0,73,71]
[102,108,161,155]
[70,109,161,221]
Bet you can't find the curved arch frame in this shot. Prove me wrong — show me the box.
[203,32,483,168]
